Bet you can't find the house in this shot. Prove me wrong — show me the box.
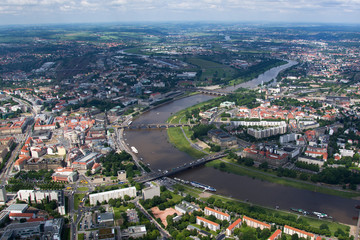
[92,163,101,174]
[226,218,242,236]
[204,207,230,221]
[196,216,220,231]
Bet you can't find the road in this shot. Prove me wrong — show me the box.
[135,200,171,239]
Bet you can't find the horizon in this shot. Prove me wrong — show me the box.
[1,0,360,26]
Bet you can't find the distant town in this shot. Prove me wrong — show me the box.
[0,23,359,240]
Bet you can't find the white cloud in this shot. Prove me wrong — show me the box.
[0,0,360,24]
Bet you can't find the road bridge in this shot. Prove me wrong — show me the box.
[135,153,227,183]
[122,123,196,130]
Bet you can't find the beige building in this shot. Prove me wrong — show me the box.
[242,216,270,230]
[142,182,160,200]
[196,216,220,231]
[204,207,230,221]
[283,225,314,240]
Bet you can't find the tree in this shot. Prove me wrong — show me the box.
[291,234,299,240]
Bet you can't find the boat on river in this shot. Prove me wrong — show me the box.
[190,181,216,192]
[290,208,309,215]
[131,146,138,153]
[312,211,332,219]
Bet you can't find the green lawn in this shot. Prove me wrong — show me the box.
[77,187,89,192]
[186,57,236,82]
[167,127,205,159]
[78,233,85,240]
[299,216,350,234]
[206,160,360,198]
[74,193,85,210]
[113,206,129,220]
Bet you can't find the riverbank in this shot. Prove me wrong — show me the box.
[178,183,351,237]
[206,159,360,199]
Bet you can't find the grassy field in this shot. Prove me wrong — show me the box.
[74,193,86,210]
[167,127,205,159]
[77,187,89,192]
[206,160,360,198]
[299,216,349,234]
[186,57,236,83]
[113,205,129,220]
[78,233,85,240]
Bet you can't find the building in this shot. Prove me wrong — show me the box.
[220,101,235,108]
[89,187,136,205]
[268,229,282,240]
[6,204,28,214]
[196,216,220,231]
[9,213,35,221]
[117,170,126,181]
[175,201,200,215]
[204,207,230,221]
[92,163,101,174]
[280,133,300,145]
[0,186,7,205]
[17,190,65,215]
[127,225,147,238]
[98,228,116,240]
[242,145,289,167]
[142,182,160,200]
[0,218,63,240]
[98,212,114,226]
[207,129,238,148]
[283,225,315,240]
[297,156,325,167]
[72,152,101,170]
[247,124,287,139]
[242,216,270,230]
[17,190,64,205]
[305,146,328,161]
[226,218,242,236]
[52,167,79,182]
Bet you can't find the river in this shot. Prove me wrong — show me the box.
[124,62,358,225]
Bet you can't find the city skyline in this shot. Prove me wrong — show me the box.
[1,0,360,25]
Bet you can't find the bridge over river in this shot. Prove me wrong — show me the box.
[135,153,227,183]
[122,123,195,130]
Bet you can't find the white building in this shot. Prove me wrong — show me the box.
[196,216,220,231]
[220,101,235,108]
[89,187,136,205]
[283,225,314,240]
[339,148,355,157]
[242,216,270,230]
[204,207,230,221]
[226,218,242,236]
[0,186,7,205]
[17,190,63,204]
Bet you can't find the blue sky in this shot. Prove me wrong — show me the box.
[1,0,360,25]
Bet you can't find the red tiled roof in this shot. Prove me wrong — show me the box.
[9,213,34,218]
[268,229,282,240]
[205,207,230,217]
[243,216,270,228]
[197,216,219,227]
[284,225,314,237]
[227,218,242,231]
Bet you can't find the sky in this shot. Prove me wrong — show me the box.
[1,0,360,25]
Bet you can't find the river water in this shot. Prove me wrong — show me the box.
[125,62,358,225]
